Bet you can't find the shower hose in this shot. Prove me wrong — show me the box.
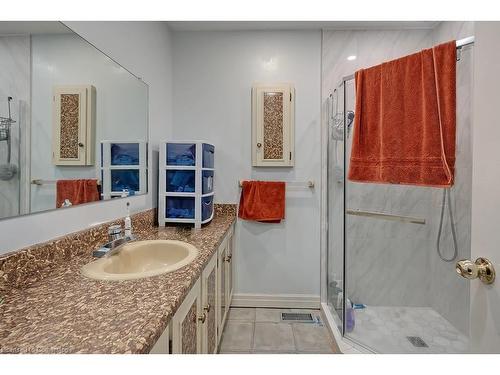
[436,188,459,262]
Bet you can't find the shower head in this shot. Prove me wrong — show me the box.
[0,163,17,181]
[346,111,355,128]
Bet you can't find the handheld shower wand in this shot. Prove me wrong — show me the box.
[0,97,18,181]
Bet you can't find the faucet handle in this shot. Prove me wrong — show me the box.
[108,224,123,242]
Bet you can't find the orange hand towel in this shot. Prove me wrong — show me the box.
[56,179,100,208]
[238,181,285,223]
[348,40,456,187]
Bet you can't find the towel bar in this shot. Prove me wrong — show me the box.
[31,179,101,186]
[238,180,314,189]
[346,209,425,225]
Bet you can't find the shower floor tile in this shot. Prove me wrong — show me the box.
[345,306,469,353]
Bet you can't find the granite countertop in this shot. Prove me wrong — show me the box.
[0,206,236,353]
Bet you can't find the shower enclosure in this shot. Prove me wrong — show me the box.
[324,28,474,353]
[0,97,22,219]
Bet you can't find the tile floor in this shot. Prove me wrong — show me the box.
[218,307,339,354]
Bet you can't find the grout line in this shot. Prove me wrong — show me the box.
[251,321,256,354]
[291,323,299,352]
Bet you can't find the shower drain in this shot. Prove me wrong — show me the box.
[407,336,429,348]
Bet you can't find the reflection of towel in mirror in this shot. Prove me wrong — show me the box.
[56,179,100,208]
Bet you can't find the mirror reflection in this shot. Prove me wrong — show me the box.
[0,22,148,220]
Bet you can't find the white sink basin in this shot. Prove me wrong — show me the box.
[81,240,198,281]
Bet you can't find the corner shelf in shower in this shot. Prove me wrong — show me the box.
[159,141,215,229]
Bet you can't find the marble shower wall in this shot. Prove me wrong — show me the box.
[0,36,30,219]
[323,22,473,335]
[427,21,474,335]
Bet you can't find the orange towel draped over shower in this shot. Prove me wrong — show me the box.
[348,40,456,187]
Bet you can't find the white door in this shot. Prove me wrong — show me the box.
[469,21,500,353]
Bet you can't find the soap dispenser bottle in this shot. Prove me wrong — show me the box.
[124,201,132,238]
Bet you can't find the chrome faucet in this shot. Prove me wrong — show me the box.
[92,225,135,258]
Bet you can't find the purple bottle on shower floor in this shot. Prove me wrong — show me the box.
[346,299,355,332]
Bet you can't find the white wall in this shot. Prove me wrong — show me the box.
[172,30,322,299]
[30,33,148,213]
[0,21,173,254]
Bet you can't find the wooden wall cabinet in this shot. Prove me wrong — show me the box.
[252,83,295,167]
[52,85,96,166]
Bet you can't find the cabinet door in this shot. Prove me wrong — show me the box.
[52,85,95,166]
[149,325,170,354]
[217,239,228,340]
[171,278,202,354]
[252,83,295,167]
[201,253,218,354]
[225,227,235,306]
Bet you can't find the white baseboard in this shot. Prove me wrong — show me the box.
[231,293,320,309]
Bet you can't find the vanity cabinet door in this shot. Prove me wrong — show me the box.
[217,239,228,340]
[149,325,170,354]
[171,278,202,354]
[201,253,218,354]
[225,226,235,307]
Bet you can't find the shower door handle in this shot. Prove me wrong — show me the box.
[456,257,495,285]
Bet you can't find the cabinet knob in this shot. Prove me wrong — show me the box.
[224,255,232,263]
[78,142,84,148]
[257,143,262,148]
[203,303,211,313]
[198,312,207,324]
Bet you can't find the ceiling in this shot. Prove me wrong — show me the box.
[0,21,70,36]
[166,21,439,32]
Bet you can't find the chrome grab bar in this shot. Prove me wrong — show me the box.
[32,178,101,186]
[346,209,426,225]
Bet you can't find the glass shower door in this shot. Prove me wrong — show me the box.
[326,86,347,332]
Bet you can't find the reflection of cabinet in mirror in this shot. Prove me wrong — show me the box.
[100,141,148,199]
[252,83,295,167]
[52,85,96,166]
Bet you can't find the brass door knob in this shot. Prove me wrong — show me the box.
[257,143,262,148]
[456,257,495,285]
[78,142,84,147]
[198,312,207,324]
[203,303,211,313]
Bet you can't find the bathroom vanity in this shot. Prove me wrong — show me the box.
[0,204,236,354]
[151,223,234,354]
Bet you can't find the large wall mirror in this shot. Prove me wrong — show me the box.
[0,22,148,220]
